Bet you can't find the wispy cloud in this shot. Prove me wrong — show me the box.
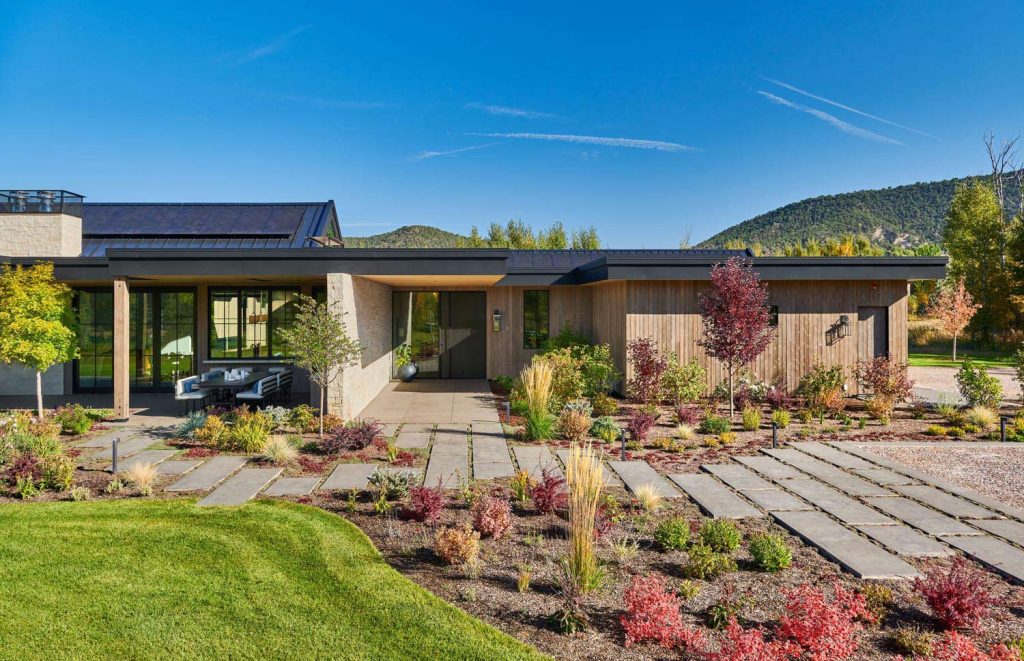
[273,94,398,110]
[465,103,558,119]
[757,91,904,145]
[233,25,311,65]
[414,143,497,161]
[763,77,936,139]
[469,132,697,152]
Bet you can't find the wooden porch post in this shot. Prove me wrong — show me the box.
[113,277,130,421]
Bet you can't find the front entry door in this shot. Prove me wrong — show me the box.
[857,306,889,360]
[443,292,487,379]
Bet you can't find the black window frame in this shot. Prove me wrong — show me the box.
[768,305,779,327]
[208,286,301,360]
[523,290,550,350]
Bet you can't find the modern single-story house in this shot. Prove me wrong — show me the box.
[0,190,947,420]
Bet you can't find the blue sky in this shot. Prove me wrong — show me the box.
[2,1,1023,246]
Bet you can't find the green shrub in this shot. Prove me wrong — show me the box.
[287,405,317,432]
[683,543,737,579]
[798,364,846,417]
[955,358,1003,408]
[699,519,741,553]
[748,533,792,571]
[892,627,933,657]
[741,406,762,431]
[222,412,274,452]
[653,517,691,551]
[699,414,730,435]
[860,583,894,623]
[590,416,621,443]
[661,354,706,407]
[53,405,93,435]
[677,579,700,601]
[536,328,619,409]
[590,393,618,417]
[524,410,555,441]
[771,409,791,428]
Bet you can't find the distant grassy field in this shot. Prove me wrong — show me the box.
[909,351,1014,369]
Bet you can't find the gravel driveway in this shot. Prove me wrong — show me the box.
[909,365,1020,404]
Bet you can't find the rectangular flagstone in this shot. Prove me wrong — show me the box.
[513,445,563,480]
[865,497,980,536]
[264,476,321,496]
[76,429,140,448]
[815,473,894,498]
[554,449,621,486]
[855,524,953,557]
[972,519,1024,546]
[166,456,248,492]
[607,460,680,498]
[379,423,399,438]
[779,479,894,525]
[107,449,176,472]
[198,468,282,506]
[88,436,157,462]
[892,484,998,520]
[320,463,377,490]
[791,441,876,469]
[852,467,918,486]
[734,454,803,479]
[472,422,506,439]
[702,463,775,490]
[741,488,814,512]
[472,435,514,479]
[473,462,516,480]
[668,474,764,518]
[772,510,920,579]
[395,431,432,449]
[943,535,1024,584]
[763,448,849,480]
[156,460,201,476]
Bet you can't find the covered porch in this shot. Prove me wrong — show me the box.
[356,380,501,424]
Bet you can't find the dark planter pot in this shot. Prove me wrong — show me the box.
[397,362,419,382]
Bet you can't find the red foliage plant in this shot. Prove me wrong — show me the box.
[765,382,793,411]
[697,257,775,417]
[704,617,801,661]
[183,446,218,459]
[915,557,994,631]
[529,467,568,514]
[626,338,668,405]
[857,355,915,409]
[319,418,383,454]
[908,631,1017,661]
[295,454,330,474]
[620,573,705,650]
[3,452,42,485]
[626,408,659,442]
[675,404,702,426]
[391,450,417,467]
[472,495,513,538]
[776,582,874,660]
[402,483,446,523]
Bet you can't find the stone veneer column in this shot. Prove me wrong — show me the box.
[113,277,130,421]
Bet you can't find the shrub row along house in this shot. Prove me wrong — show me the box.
[0,190,946,420]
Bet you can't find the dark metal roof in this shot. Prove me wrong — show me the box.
[506,249,749,271]
[80,202,337,256]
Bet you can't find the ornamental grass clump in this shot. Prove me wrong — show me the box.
[966,405,999,429]
[562,442,605,593]
[261,436,297,465]
[633,483,663,511]
[125,461,158,496]
[520,362,555,440]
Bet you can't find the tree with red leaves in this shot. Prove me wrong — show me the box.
[698,258,776,417]
[929,276,980,362]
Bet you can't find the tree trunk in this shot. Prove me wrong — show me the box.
[319,385,325,438]
[36,371,44,419]
[728,369,735,419]
[952,333,958,363]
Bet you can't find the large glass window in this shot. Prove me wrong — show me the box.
[160,291,196,385]
[209,288,299,359]
[392,291,441,378]
[76,291,114,391]
[523,290,550,349]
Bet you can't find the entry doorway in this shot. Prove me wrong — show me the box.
[857,306,889,360]
[392,291,487,379]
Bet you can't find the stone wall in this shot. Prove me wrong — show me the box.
[0,363,64,396]
[0,214,82,257]
[326,273,393,419]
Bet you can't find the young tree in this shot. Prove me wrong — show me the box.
[698,257,776,417]
[0,263,77,418]
[277,295,363,437]
[929,276,980,362]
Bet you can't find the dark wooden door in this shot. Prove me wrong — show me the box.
[443,292,486,379]
[857,307,889,360]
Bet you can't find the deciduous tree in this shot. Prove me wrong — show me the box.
[929,276,980,362]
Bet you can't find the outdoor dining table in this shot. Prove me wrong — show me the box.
[194,373,262,401]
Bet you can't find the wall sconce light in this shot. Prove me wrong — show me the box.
[838,315,851,338]
[492,309,502,332]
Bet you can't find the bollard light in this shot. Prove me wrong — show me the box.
[772,421,778,449]
[1001,416,1008,443]
[505,401,511,424]
[112,437,120,474]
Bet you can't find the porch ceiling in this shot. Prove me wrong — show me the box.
[360,274,503,286]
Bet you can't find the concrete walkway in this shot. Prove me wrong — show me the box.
[357,380,500,424]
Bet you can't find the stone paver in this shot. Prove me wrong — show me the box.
[198,467,281,506]
[395,431,432,449]
[668,474,764,519]
[790,441,876,469]
[474,462,516,480]
[607,460,680,498]
[320,463,377,490]
[865,497,980,536]
[553,449,621,486]
[156,460,201,476]
[77,429,140,448]
[472,435,514,479]
[88,436,157,462]
[733,454,803,479]
[702,464,774,490]
[854,524,953,557]
[264,476,321,496]
[892,484,999,520]
[779,479,894,525]
[379,423,399,438]
[741,488,814,512]
[107,449,176,472]
[852,467,918,486]
[513,445,563,480]
[971,519,1024,546]
[763,448,849,480]
[815,473,894,498]
[472,422,506,439]
[425,431,469,488]
[772,510,920,579]
[943,534,1024,584]
[166,456,248,492]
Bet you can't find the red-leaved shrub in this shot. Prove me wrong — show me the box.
[915,557,994,631]
[704,617,800,661]
[620,574,704,650]
[674,404,702,426]
[626,338,669,405]
[626,408,658,442]
[183,446,218,459]
[296,455,330,474]
[2,452,42,485]
[391,450,417,466]
[320,418,382,454]
[776,582,874,660]
[402,483,446,523]
[530,467,568,514]
[918,631,1017,661]
[765,382,793,411]
[472,495,513,538]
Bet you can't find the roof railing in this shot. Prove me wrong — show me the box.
[0,190,84,217]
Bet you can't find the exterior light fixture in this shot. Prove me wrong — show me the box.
[838,315,851,338]
[492,309,502,332]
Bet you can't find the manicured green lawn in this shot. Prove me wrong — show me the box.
[909,351,1014,369]
[0,499,545,661]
